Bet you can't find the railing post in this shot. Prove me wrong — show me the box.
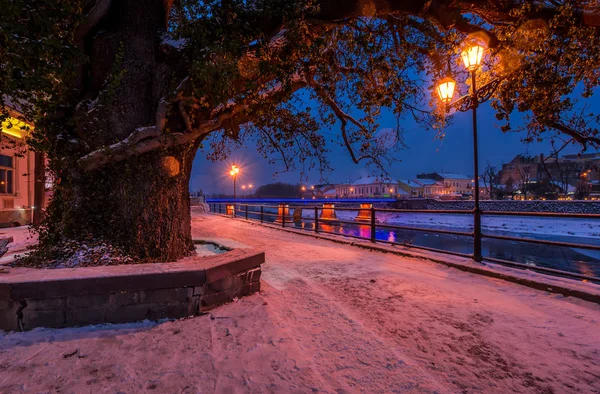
[370,206,376,243]
[474,208,482,262]
[282,207,286,228]
[314,206,319,233]
[260,206,264,223]
[219,203,222,214]
[234,203,237,218]
[245,204,248,220]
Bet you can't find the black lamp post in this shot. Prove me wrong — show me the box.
[436,44,502,262]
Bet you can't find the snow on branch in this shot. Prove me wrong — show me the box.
[77,73,307,171]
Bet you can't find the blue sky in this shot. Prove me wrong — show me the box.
[190,94,596,195]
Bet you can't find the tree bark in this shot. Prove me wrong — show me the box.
[47,141,198,261]
[33,152,46,225]
[38,0,198,262]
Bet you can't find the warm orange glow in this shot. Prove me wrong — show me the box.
[436,76,456,104]
[230,165,240,177]
[461,44,485,71]
[301,186,306,191]
[1,116,30,139]
[389,188,393,193]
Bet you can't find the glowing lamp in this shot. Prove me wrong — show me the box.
[436,76,456,104]
[461,44,485,71]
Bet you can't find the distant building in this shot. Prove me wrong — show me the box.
[335,176,398,198]
[418,178,446,198]
[498,153,594,198]
[417,172,472,197]
[397,179,423,198]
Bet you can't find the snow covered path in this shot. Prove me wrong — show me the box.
[1,213,600,393]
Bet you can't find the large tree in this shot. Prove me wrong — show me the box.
[3,0,600,264]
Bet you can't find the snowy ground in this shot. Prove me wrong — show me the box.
[300,210,600,239]
[1,214,599,393]
[0,226,36,264]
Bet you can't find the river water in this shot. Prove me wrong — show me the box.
[212,203,600,279]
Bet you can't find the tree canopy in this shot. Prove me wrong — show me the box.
[2,0,600,178]
[4,0,600,264]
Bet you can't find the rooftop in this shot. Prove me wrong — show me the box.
[351,176,395,186]
[438,173,471,180]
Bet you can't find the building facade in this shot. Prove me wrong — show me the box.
[416,172,472,197]
[498,153,597,199]
[1,105,47,226]
[335,176,398,198]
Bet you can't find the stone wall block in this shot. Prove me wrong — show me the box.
[22,309,66,329]
[139,287,191,304]
[65,307,106,327]
[66,293,111,309]
[27,297,67,311]
[109,291,140,306]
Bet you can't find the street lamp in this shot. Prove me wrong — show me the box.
[435,42,494,263]
[436,77,456,104]
[229,165,240,200]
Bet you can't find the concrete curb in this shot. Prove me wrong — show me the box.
[215,214,600,305]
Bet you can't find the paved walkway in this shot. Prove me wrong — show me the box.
[1,213,599,393]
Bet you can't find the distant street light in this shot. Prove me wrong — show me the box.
[229,165,240,200]
[435,41,499,263]
[301,186,306,191]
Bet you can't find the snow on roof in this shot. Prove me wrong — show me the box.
[438,173,471,180]
[323,189,337,196]
[352,176,395,186]
[397,179,420,186]
[415,179,439,186]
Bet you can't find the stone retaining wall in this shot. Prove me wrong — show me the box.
[0,248,263,331]
[0,209,31,227]
[402,200,600,214]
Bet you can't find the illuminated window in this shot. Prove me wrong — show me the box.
[0,155,14,194]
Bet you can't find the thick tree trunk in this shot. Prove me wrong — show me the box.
[35,0,198,263]
[46,141,198,262]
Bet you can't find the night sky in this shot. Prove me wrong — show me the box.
[190,91,598,195]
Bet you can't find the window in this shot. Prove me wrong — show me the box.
[0,155,13,168]
[0,155,14,195]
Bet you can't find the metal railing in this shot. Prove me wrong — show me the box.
[208,202,600,283]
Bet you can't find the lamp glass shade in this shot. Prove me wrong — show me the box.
[436,76,456,104]
[461,45,485,71]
